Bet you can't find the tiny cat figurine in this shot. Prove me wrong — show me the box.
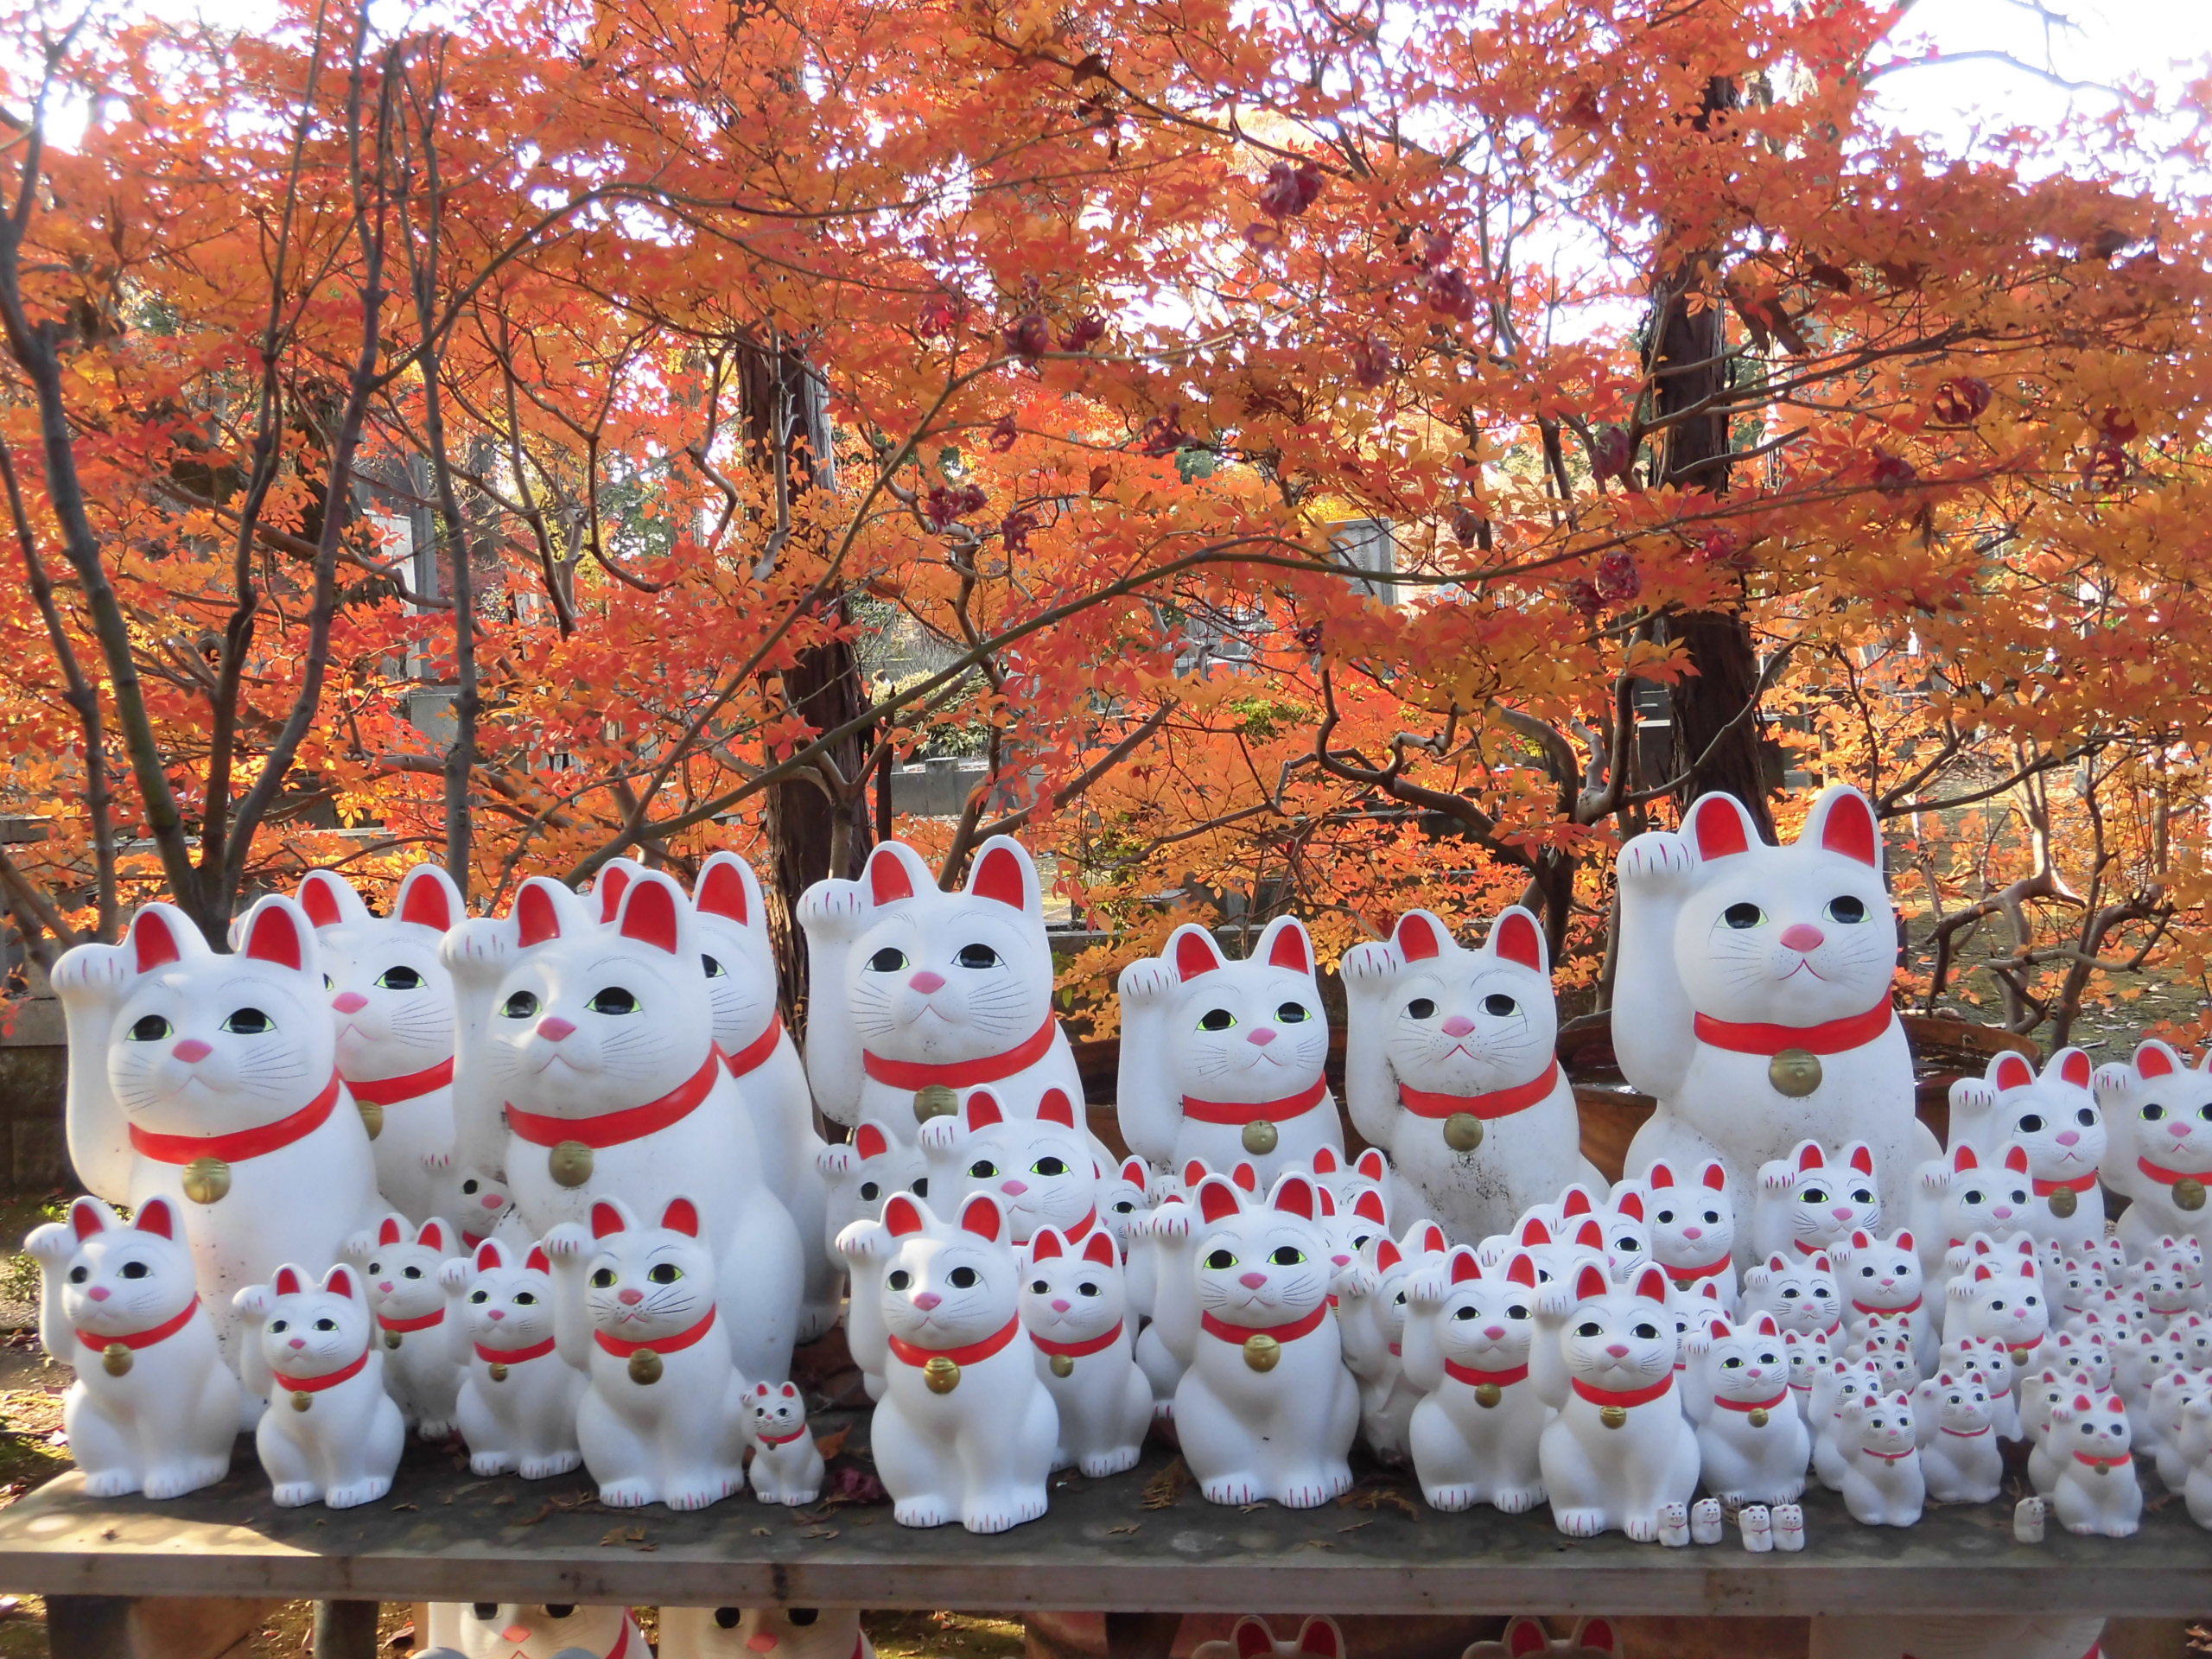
[1783,1328,1827,1423]
[1175,1172,1359,1506]
[1190,1617,1346,1659]
[1100,1155,1153,1258]
[2046,1389,2140,1536]
[347,1212,465,1437]
[870,1191,1058,1532]
[1836,1389,1923,1526]
[52,899,384,1375]
[798,836,1084,1138]
[921,1087,1103,1244]
[1948,1048,2106,1252]
[747,1381,825,1505]
[1812,1360,1881,1490]
[2096,1040,2212,1255]
[297,864,463,1225]
[422,1602,645,1659]
[1340,907,1598,1243]
[1914,1369,2002,1503]
[1942,1259,2050,1370]
[24,1195,238,1498]
[1751,1141,1879,1264]
[1538,1261,1700,1540]
[1831,1227,1931,1368]
[543,1196,752,1511]
[1914,1145,2036,1276]
[443,1236,585,1479]
[1021,1223,1151,1477]
[660,1605,874,1659]
[234,1262,405,1508]
[820,1122,925,1395]
[1611,787,1934,1223]
[1741,1250,1841,1340]
[1645,1158,1738,1313]
[1687,1311,1808,1507]
[1401,1246,1548,1514]
[1118,918,1342,1185]
[1462,1618,1620,1659]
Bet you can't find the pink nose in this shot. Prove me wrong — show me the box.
[1682,1226,1702,1239]
[1605,1343,1630,1357]
[1331,1253,1350,1267]
[1052,1298,1071,1313]
[289,1337,306,1349]
[1484,1325,1505,1340]
[910,970,946,993]
[748,1636,779,1654]
[503,1629,533,1645]
[480,1193,504,1209]
[171,1039,212,1063]
[913,1291,943,1310]
[1993,1207,2013,1219]
[87,1286,109,1301]
[1440,1015,1477,1037]
[1832,1207,1853,1220]
[618,1288,644,1305]
[1779,923,1825,952]
[1239,1271,1268,1288]
[487,1308,505,1319]
[378,1281,393,1294]
[2056,1130,2080,1147]
[1001,1179,1029,1197]
[331,991,369,1014]
[537,1015,576,1041]
[2170,1123,2191,1137]
[1247,1029,1275,1046]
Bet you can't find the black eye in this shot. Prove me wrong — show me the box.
[957,943,1001,969]
[67,1265,87,1283]
[949,1266,979,1287]
[270,1319,288,1332]
[1198,1008,1236,1031]
[648,1262,683,1284]
[911,1177,929,1198]
[1033,1156,1070,1176]
[1782,1287,1801,1300]
[314,1318,337,1332]
[1723,902,1764,929]
[702,954,726,978]
[2143,1103,2168,1122]
[461,1179,480,1195]
[1205,1249,1236,1269]
[1990,1299,2006,1311]
[1452,1306,1478,1319]
[375,966,425,990]
[514,1291,537,1306]
[473,1605,499,1621]
[1617,1237,1641,1252]
[789,1611,820,1627]
[2018,1115,2045,1134]
[120,1260,149,1279]
[1079,1281,1102,1296]
[969,1160,998,1179]
[1575,1321,1603,1338]
[859,1180,881,1201]
[1032,1279,1051,1294]
[1114,1200,1135,1213]
[1723,1356,1743,1369]
[590,1268,616,1287]
[1483,994,1517,1016]
[1800,1187,1828,1205]
[1632,1322,1660,1339]
[1407,998,1436,1019]
[715,1609,742,1630]
[222,1007,272,1033]
[127,1014,172,1041]
[588,986,639,1015]
[1862,1265,1876,1277]
[1275,1001,1311,1023]
[1704,1211,1720,1224]
[1853,1189,1874,1205]
[869,947,910,972]
[1963,1189,1986,1205]
[545,1606,575,1619]
[1506,1304,1529,1320]
[469,1289,489,1303]
[1826,895,1866,924]
[501,990,540,1019]
[1656,1210,1675,1224]
[1269,1245,1305,1265]
[888,1269,912,1290]
[403,1265,422,1279]
[2011,1189,2029,1205]
[2077,1108,2098,1126]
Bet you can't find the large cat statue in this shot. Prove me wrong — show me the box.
[660,1605,875,1659]
[1611,785,1935,1222]
[1117,918,1342,1185]
[798,836,1083,1139]
[52,898,384,1375]
[421,1603,645,1658]
[296,865,463,1224]
[2095,1040,2212,1255]
[1342,908,1599,1243]
[467,872,805,1384]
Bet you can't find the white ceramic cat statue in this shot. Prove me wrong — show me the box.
[1751,1141,1880,1263]
[1645,1158,1738,1313]
[747,1381,825,1505]
[1190,1617,1347,1659]
[1914,1369,2002,1503]
[297,864,463,1225]
[543,1195,752,1510]
[421,1602,645,1659]
[1118,918,1341,1185]
[920,1086,1103,1244]
[1687,1311,1808,1506]
[2096,1040,2212,1255]
[1835,1389,1923,1526]
[820,1124,926,1256]
[1741,1250,1841,1340]
[1333,1220,1449,1462]
[1400,1246,1549,1513]
[53,899,384,1371]
[798,836,1084,1136]
[348,1211,465,1436]
[1022,1222,1152,1476]
[474,872,804,1385]
[1340,907,1597,1243]
[659,1605,874,1659]
[1174,1171,1359,1506]
[444,1236,585,1479]
[1913,1143,2035,1275]
[2046,1389,2140,1536]
[1537,1261,1700,1540]
[233,1262,405,1508]
[869,1191,1058,1532]
[1611,786,1934,1219]
[1831,1227,1932,1367]
[1949,1048,2106,1252]
[24,1195,239,1498]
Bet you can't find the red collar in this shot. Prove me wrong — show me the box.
[509,1048,721,1151]
[1444,1358,1529,1389]
[863,1016,1057,1091]
[1201,1303,1329,1346]
[1062,1208,1099,1243]
[1941,1424,1992,1438]
[1857,1446,1915,1463]
[2035,1171,2099,1197]
[1571,1374,1675,1411]
[377,1307,445,1334]
[274,1347,370,1395]
[1716,1389,1790,1414]
[1792,1238,1843,1257]
[2074,1450,2130,1470]
[346,1056,454,1107]
[722,1019,786,1081]
[1667,1254,1733,1287]
[1032,1320,1124,1360]
[1853,1294,1922,1317]
[2138,1156,2212,1190]
[475,1333,557,1364]
[757,1423,811,1446]
[1183,1077,1328,1127]
[76,1295,200,1355]
[1693,1000,1894,1058]
[129,1072,343,1165]
[594,1306,718,1361]
[887,1313,1022,1370]
[1398,1060,1560,1122]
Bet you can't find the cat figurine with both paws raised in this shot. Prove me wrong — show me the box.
[443,1236,585,1480]
[234,1262,405,1509]
[24,1195,238,1499]
[747,1381,824,1505]
[1400,1246,1548,1514]
[659,1605,874,1659]
[347,1212,465,1437]
[1021,1223,1151,1477]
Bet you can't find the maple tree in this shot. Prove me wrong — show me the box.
[1,0,2208,1046]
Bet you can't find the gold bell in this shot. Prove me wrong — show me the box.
[923,1356,961,1394]
[548,1141,594,1188]
[385,1331,402,1350]
[290,1391,313,1413]
[913,1085,959,1125]
[1442,1113,1485,1154]
[1768,1049,1823,1099]
[357,1099,384,1141]
[487,1363,510,1383]
[101,1343,132,1378]
[2010,1347,2032,1367]
[181,1156,232,1206]
[1748,1408,1770,1428]
[628,1349,664,1386]
[1473,1382,1503,1409]
[2175,1178,2206,1213]
[1242,1334,1281,1373]
[1049,1353,1075,1378]
[1241,1120,1279,1157]
[2047,1186,2078,1220]
[1599,1404,1629,1430]
[2093,1461,2111,1478]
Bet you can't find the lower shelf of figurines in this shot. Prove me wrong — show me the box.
[1,1405,2207,1616]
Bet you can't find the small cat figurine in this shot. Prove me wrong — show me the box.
[1751,1140,1880,1264]
[1400,1246,1548,1514]
[1914,1369,2002,1503]
[798,836,1084,1137]
[24,1195,239,1498]
[297,864,463,1225]
[1830,1227,1931,1368]
[422,1602,645,1658]
[347,1212,466,1437]
[1174,1172,1359,1507]
[52,899,384,1374]
[1911,1141,2035,1275]
[1190,1617,1346,1659]
[1644,1158,1738,1313]
[819,1122,925,1385]
[1687,1311,1808,1506]
[747,1381,825,1505]
[1949,1048,2106,1252]
[660,1605,874,1659]
[1021,1223,1151,1477]
[1741,1250,1841,1339]
[1537,1260,1700,1540]
[1130,1185,1204,1417]
[921,1086,1103,1244]
[1812,1359,1882,1491]
[1100,1155,1153,1259]
[1942,1259,2050,1367]
[1118,918,1342,1185]
[1783,1328,1827,1423]
[1334,1221,1450,1464]
[1340,907,1598,1243]
[2045,1389,2141,1536]
[234,1262,405,1508]
[543,1196,752,1510]
[2096,1040,2212,1255]
[1611,786,1935,1223]
[1462,1618,1620,1659]
[1836,1389,1923,1526]
[870,1191,1058,1532]
[443,1236,585,1479]
[432,1164,531,1253]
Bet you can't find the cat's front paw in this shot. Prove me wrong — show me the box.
[324,1475,393,1510]
[518,1452,582,1479]
[538,1223,593,1262]
[1332,1262,1381,1300]
[798,880,870,941]
[817,1145,857,1179]
[1423,1483,1476,1513]
[22,1221,77,1267]
[1337,940,1398,995]
[596,1479,656,1508]
[231,1282,279,1323]
[664,1480,723,1511]
[1079,1446,1141,1478]
[1116,958,1179,1007]
[270,1481,321,1508]
[918,1117,962,1155]
[835,1218,888,1262]
[1199,1475,1262,1505]
[470,1451,518,1477]
[1496,1483,1545,1515]
[436,1257,476,1293]
[80,1467,140,1499]
[439,918,517,982]
[893,1496,953,1529]
[50,941,132,1004]
[1624,1513,1661,1543]
[1617,830,1694,894]
[1554,1507,1609,1538]
[1140,1205,1191,1243]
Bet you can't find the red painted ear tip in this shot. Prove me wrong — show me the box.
[1394,912,1443,960]
[970,842,1029,908]
[70,1198,106,1240]
[378,1217,404,1245]
[516,882,564,946]
[1038,1088,1077,1128]
[883,1194,925,1236]
[1266,920,1311,972]
[1687,791,1752,860]
[1173,930,1222,981]
[1816,788,1880,866]
[1491,909,1543,971]
[396,868,457,931]
[298,874,346,927]
[275,1267,303,1295]
[662,1197,701,1236]
[1272,1173,1318,1220]
[966,1090,1006,1129]
[855,1124,889,1159]
[524,1247,550,1274]
[133,1197,175,1238]
[959,1193,1004,1241]
[590,1202,626,1238]
[243,902,308,971]
[130,907,183,970]
[1573,1262,1607,1300]
[1084,1230,1118,1265]
[1030,1227,1064,1261]
[1197,1177,1242,1224]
